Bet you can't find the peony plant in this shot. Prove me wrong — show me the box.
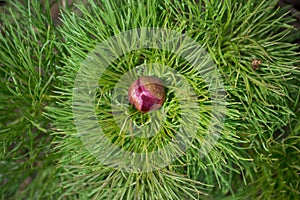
[0,0,299,199]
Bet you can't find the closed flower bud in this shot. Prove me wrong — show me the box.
[128,76,166,112]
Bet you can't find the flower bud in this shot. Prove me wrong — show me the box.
[128,76,166,112]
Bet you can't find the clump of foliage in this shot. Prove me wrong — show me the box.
[0,0,299,199]
[0,1,63,199]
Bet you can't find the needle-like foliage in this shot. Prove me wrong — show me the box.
[0,0,63,199]
[49,0,299,199]
[0,0,299,199]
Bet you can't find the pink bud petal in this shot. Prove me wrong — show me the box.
[128,76,166,112]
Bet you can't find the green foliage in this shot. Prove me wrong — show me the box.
[0,0,62,199]
[0,0,299,199]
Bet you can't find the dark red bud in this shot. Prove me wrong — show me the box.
[128,76,166,112]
